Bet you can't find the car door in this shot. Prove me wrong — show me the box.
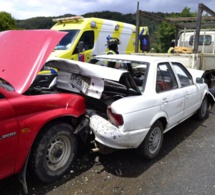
[156,62,185,129]
[172,62,202,118]
[72,30,95,62]
[0,94,19,177]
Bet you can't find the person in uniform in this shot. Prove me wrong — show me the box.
[105,37,120,68]
[167,41,175,53]
[106,37,120,55]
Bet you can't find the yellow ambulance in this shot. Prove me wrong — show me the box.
[50,16,149,62]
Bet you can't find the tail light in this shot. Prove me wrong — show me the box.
[107,106,124,126]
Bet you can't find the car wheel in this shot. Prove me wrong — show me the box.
[138,120,163,160]
[29,122,77,183]
[196,97,208,120]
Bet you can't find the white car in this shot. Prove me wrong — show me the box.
[46,54,215,159]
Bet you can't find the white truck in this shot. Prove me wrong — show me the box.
[136,29,215,70]
[134,29,215,89]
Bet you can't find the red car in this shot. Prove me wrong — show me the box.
[0,30,88,192]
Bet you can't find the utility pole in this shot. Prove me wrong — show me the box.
[194,4,203,53]
[135,1,140,53]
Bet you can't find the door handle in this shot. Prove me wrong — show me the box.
[162,98,168,103]
[185,91,189,99]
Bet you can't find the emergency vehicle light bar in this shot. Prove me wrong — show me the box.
[53,16,84,23]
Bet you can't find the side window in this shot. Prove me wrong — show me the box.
[156,63,178,93]
[172,62,193,87]
[79,31,94,51]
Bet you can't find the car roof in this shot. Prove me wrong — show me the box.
[0,30,66,93]
[95,54,205,77]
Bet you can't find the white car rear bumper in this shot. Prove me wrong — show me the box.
[89,114,150,149]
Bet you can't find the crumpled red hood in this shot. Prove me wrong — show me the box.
[0,30,66,93]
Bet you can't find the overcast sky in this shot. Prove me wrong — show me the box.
[1,0,215,20]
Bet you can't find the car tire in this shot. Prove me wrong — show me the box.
[28,122,77,183]
[138,120,163,160]
[196,97,208,120]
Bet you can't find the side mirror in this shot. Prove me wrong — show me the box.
[196,77,204,84]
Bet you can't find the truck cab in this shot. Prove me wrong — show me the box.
[177,29,215,53]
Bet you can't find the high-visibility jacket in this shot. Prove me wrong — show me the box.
[106,50,117,67]
[107,50,117,55]
[167,47,174,53]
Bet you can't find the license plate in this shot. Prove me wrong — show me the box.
[70,73,88,93]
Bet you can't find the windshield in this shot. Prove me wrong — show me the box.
[54,30,80,50]
[189,35,212,46]
[0,78,14,91]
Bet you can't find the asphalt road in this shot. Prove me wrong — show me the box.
[1,107,215,195]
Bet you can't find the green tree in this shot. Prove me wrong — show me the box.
[180,7,195,17]
[0,11,16,31]
[155,22,175,53]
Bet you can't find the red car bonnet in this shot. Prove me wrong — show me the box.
[0,30,66,94]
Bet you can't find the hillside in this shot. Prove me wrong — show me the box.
[16,11,161,30]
